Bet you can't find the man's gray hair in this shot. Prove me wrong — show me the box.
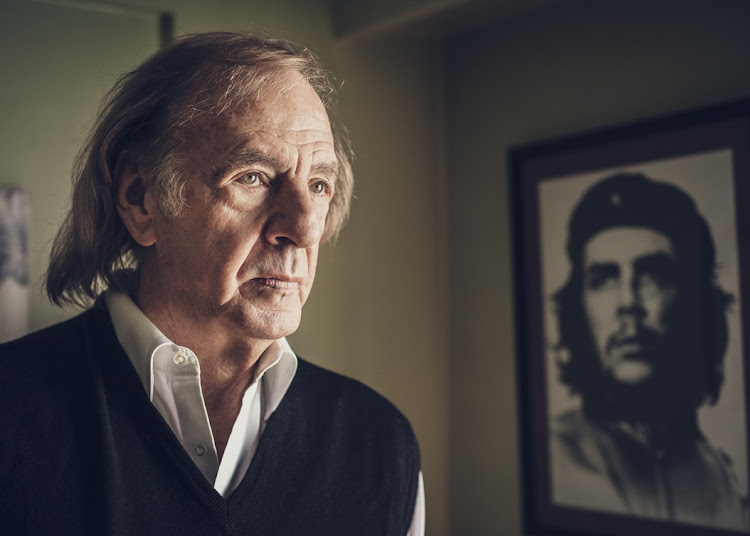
[46,32,354,307]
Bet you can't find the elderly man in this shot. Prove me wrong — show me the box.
[0,33,423,535]
[550,173,746,531]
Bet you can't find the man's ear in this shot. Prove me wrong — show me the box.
[115,155,157,247]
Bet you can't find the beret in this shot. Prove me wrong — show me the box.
[566,173,715,271]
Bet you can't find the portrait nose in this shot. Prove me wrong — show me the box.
[264,183,325,248]
[616,280,646,320]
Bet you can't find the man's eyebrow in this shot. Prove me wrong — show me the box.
[211,148,282,182]
[634,252,676,273]
[583,262,619,289]
[310,162,339,179]
[211,149,338,183]
[585,262,619,275]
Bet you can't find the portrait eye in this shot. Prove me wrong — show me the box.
[636,254,677,288]
[584,264,618,291]
[237,171,264,186]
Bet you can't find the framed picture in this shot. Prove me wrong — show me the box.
[0,186,29,343]
[510,100,750,536]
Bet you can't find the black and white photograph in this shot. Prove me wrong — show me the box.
[0,187,29,343]
[542,152,747,530]
[512,101,750,536]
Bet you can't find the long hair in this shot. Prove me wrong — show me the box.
[555,173,733,410]
[46,32,354,307]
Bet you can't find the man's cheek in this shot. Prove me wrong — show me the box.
[646,287,678,334]
[586,315,610,359]
[585,293,616,334]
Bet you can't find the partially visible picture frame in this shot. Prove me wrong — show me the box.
[510,100,750,536]
[0,186,29,343]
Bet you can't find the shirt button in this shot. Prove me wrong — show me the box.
[173,353,186,365]
[194,445,206,456]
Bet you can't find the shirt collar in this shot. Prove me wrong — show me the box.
[104,289,297,418]
[262,336,298,422]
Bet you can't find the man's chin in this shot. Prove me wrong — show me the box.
[226,304,303,341]
[589,363,691,424]
[610,359,654,385]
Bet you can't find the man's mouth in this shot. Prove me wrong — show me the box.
[606,331,660,360]
[252,277,299,290]
[613,339,645,358]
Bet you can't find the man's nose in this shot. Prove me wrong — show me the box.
[264,182,325,248]
[616,280,646,320]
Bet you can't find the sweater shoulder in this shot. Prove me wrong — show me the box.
[295,357,412,424]
[0,307,110,364]
[1,311,85,361]
[278,358,421,531]
[291,357,419,454]
[0,308,116,459]
[0,307,116,394]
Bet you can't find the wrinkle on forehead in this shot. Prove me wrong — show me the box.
[180,74,335,185]
[584,226,674,266]
[209,73,330,134]
[177,68,326,127]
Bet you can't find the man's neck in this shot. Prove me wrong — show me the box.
[136,287,274,459]
[585,398,701,451]
[611,416,700,452]
[136,281,272,375]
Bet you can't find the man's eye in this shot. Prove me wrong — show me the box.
[238,172,263,186]
[636,256,677,288]
[586,273,609,291]
[584,265,618,291]
[310,181,330,195]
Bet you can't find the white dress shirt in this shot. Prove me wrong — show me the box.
[105,290,424,534]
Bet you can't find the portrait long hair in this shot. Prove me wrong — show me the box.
[46,32,354,307]
[555,174,733,421]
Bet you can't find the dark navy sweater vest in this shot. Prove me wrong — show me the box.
[0,307,420,535]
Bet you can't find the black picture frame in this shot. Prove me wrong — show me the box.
[510,99,750,536]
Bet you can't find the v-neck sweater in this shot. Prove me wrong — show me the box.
[0,305,420,535]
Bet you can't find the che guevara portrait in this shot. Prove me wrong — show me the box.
[538,149,748,532]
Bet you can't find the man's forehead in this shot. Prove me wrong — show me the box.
[194,93,329,132]
[178,76,335,171]
[584,226,675,265]
[203,69,325,118]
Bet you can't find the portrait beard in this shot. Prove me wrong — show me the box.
[581,307,708,436]
[603,322,664,376]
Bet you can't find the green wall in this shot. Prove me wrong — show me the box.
[445,0,750,534]
[0,1,160,331]
[332,0,460,37]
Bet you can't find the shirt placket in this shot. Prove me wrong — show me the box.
[169,349,220,484]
